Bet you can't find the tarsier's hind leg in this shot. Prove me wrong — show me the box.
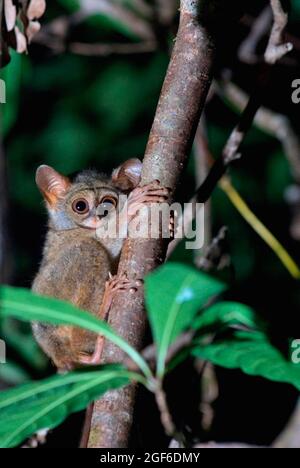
[77,273,143,366]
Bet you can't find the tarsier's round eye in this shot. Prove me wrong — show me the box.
[72,198,89,214]
[98,196,118,217]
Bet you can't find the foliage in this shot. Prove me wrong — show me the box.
[1,263,300,446]
[0,365,132,448]
[145,262,225,377]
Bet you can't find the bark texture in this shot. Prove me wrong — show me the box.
[88,0,218,448]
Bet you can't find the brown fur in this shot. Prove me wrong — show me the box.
[32,160,142,371]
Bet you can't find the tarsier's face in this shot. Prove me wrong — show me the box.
[58,184,121,231]
[36,160,142,232]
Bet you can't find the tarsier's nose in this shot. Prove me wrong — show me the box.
[96,197,118,219]
[96,204,110,219]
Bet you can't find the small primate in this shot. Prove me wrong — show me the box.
[32,159,169,372]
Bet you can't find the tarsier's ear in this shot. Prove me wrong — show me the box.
[36,165,71,206]
[112,158,142,191]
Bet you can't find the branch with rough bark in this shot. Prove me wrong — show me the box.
[86,0,222,448]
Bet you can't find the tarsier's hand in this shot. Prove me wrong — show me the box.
[127,180,170,222]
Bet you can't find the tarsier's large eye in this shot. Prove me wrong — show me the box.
[72,198,89,215]
[98,196,118,217]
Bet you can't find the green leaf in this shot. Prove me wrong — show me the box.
[167,302,260,374]
[0,286,151,378]
[0,365,133,448]
[193,330,300,390]
[145,262,226,377]
[192,301,260,332]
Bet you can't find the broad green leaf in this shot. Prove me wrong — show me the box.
[192,301,260,332]
[193,331,300,390]
[0,286,151,378]
[145,262,226,377]
[0,365,134,448]
[167,302,260,374]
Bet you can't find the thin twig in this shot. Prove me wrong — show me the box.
[220,177,300,279]
[196,84,263,204]
[125,330,195,373]
[219,80,300,182]
[33,0,155,53]
[238,6,273,64]
[241,13,300,53]
[199,362,218,432]
[264,0,293,64]
[154,382,177,437]
[76,0,155,41]
[218,80,300,239]
[197,4,294,205]
[196,226,229,272]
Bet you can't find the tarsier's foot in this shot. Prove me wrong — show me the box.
[77,337,105,366]
[77,273,143,367]
[56,360,76,374]
[106,272,144,297]
[127,180,170,220]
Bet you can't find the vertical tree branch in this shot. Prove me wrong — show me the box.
[87,0,221,448]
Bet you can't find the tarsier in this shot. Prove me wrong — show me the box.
[32,159,169,372]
